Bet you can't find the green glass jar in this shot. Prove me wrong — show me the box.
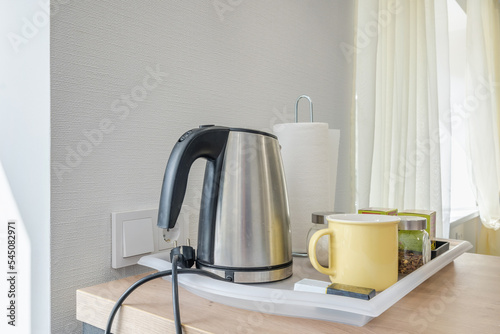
[398,216,431,275]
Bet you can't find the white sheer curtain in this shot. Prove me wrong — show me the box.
[355,0,451,237]
[465,0,500,233]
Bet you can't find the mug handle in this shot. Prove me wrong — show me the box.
[308,228,336,277]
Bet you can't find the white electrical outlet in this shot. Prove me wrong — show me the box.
[111,208,189,268]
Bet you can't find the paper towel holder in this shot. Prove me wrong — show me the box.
[295,95,314,122]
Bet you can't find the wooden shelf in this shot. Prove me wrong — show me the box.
[77,253,500,334]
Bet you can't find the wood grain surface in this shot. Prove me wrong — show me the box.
[77,253,500,334]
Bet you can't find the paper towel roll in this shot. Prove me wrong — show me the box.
[273,122,339,253]
[328,129,340,210]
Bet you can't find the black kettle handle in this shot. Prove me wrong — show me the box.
[158,126,230,229]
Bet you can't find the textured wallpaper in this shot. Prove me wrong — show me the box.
[51,1,354,332]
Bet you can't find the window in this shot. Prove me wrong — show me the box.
[448,0,478,220]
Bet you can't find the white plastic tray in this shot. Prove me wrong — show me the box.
[138,239,472,326]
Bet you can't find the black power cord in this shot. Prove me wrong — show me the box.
[170,243,197,333]
[105,245,229,334]
[171,254,181,333]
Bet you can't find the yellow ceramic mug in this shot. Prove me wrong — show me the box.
[308,214,400,291]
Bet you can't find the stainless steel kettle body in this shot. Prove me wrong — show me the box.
[158,126,292,283]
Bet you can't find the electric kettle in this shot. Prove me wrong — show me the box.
[158,125,293,283]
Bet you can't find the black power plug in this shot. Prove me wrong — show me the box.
[106,239,230,334]
[170,244,195,268]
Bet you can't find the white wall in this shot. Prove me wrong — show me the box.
[0,1,50,333]
[51,1,354,332]
[450,214,480,253]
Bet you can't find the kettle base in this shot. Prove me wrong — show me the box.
[197,261,293,284]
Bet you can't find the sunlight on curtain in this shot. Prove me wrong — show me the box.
[465,0,500,231]
[478,227,500,256]
[355,0,451,237]
[465,0,500,254]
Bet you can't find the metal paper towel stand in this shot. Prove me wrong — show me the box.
[292,95,314,257]
[295,95,314,122]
